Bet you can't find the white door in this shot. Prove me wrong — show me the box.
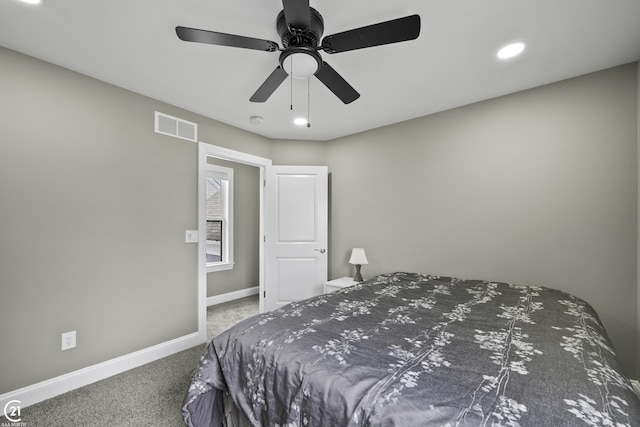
[264,165,328,311]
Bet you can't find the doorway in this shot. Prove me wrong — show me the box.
[196,143,272,341]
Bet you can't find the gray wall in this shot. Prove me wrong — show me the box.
[271,139,328,166]
[0,46,272,394]
[637,62,640,379]
[327,63,639,378]
[206,158,260,296]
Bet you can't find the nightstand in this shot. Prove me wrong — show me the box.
[324,276,361,294]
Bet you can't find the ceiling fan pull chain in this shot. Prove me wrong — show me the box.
[290,56,294,110]
[307,77,311,127]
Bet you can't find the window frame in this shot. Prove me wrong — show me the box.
[205,163,234,272]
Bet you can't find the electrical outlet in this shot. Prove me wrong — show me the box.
[61,331,76,351]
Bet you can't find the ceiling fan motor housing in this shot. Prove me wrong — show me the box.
[277,7,324,48]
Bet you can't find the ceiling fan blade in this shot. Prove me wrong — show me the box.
[321,14,420,54]
[315,62,360,104]
[176,26,279,52]
[250,66,289,102]
[282,0,310,30]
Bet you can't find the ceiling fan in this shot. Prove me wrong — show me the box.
[176,0,420,104]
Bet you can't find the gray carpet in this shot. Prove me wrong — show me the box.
[206,296,260,341]
[1,295,258,427]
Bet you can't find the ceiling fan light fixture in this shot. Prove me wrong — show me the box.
[19,0,43,4]
[497,42,526,59]
[280,49,321,79]
[293,117,308,126]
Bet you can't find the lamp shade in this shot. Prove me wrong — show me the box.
[348,248,368,265]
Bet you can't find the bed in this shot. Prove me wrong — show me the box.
[182,272,640,426]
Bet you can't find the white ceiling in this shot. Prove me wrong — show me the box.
[1,0,639,141]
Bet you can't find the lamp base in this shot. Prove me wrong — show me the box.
[353,264,363,282]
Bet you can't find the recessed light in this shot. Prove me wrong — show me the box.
[20,0,43,4]
[497,42,525,59]
[249,115,263,125]
[293,117,308,126]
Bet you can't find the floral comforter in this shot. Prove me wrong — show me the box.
[182,272,640,426]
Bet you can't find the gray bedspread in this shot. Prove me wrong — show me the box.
[182,272,640,426]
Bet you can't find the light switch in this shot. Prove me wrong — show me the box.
[185,230,199,243]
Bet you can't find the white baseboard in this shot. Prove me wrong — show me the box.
[207,286,259,306]
[0,331,204,410]
[632,380,640,399]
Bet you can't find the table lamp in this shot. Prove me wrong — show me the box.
[348,248,368,282]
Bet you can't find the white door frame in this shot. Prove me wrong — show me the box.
[197,143,272,340]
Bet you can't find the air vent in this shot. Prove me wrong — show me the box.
[154,111,198,142]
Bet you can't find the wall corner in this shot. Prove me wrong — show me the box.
[636,60,640,379]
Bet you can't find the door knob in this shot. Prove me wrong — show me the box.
[315,249,326,254]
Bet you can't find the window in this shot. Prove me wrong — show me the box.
[206,164,234,272]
